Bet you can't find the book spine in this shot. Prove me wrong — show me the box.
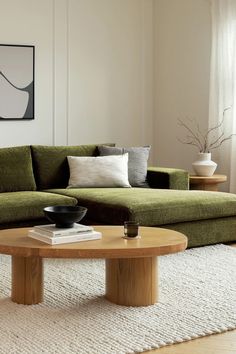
[50,234,101,245]
[33,228,93,238]
[28,231,102,245]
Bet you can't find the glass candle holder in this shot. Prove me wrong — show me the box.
[124,221,139,238]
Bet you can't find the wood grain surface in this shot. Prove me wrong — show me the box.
[190,174,227,184]
[106,256,157,306]
[12,256,43,304]
[0,226,187,259]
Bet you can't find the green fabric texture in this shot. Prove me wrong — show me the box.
[0,146,36,192]
[0,191,77,224]
[0,219,51,230]
[147,167,189,190]
[31,144,115,190]
[164,216,236,248]
[45,188,236,226]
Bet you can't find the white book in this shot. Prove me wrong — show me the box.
[34,223,93,237]
[28,230,102,245]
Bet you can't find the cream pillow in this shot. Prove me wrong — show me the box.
[67,154,131,188]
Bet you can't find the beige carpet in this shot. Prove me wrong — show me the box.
[0,244,235,353]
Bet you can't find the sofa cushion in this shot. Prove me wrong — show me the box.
[0,146,36,192]
[67,154,131,188]
[165,216,236,248]
[98,145,150,187]
[31,144,115,190]
[45,188,236,225]
[0,191,77,224]
[147,167,189,190]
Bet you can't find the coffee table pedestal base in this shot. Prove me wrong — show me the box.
[105,256,157,306]
[11,256,43,305]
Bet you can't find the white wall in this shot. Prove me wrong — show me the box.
[153,0,212,172]
[68,0,154,148]
[0,0,212,173]
[0,0,54,146]
[0,0,154,153]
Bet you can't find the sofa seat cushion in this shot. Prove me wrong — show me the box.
[45,188,236,225]
[165,216,236,248]
[0,191,77,224]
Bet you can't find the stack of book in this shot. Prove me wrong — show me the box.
[28,224,102,245]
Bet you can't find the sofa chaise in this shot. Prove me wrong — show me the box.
[1,144,236,248]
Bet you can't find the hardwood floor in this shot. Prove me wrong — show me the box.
[145,243,236,354]
[147,330,236,354]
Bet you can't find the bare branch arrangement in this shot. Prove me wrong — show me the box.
[178,107,235,153]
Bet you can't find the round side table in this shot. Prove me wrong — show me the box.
[189,174,227,191]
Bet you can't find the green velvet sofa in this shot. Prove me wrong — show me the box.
[1,144,236,248]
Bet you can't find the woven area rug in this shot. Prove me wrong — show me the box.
[0,244,235,354]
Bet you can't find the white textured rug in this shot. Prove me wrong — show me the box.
[0,244,235,354]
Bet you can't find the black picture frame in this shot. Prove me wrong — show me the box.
[0,44,35,120]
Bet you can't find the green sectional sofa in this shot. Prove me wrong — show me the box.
[1,144,236,248]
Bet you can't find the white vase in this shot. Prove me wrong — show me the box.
[192,152,217,177]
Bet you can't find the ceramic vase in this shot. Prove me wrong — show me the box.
[192,152,217,177]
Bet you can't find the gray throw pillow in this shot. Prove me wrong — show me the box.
[98,145,150,187]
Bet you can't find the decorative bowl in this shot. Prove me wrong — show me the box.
[43,205,88,228]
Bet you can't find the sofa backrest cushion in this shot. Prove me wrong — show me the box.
[98,145,150,187]
[31,144,115,190]
[0,145,36,192]
[67,154,131,188]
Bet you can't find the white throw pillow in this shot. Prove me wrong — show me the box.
[67,154,131,188]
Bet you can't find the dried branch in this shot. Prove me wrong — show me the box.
[208,131,225,149]
[178,107,234,153]
[177,138,201,151]
[178,119,204,152]
[204,106,231,151]
[210,134,236,150]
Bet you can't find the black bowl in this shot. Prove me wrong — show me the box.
[43,205,88,228]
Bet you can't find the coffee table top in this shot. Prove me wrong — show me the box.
[0,226,187,258]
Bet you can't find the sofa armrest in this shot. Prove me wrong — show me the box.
[147,167,189,190]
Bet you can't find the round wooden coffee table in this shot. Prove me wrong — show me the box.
[0,226,187,306]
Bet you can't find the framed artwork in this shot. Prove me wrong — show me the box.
[0,44,35,120]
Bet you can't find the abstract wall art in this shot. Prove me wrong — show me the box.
[0,44,34,120]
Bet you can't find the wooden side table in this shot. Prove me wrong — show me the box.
[189,174,227,191]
